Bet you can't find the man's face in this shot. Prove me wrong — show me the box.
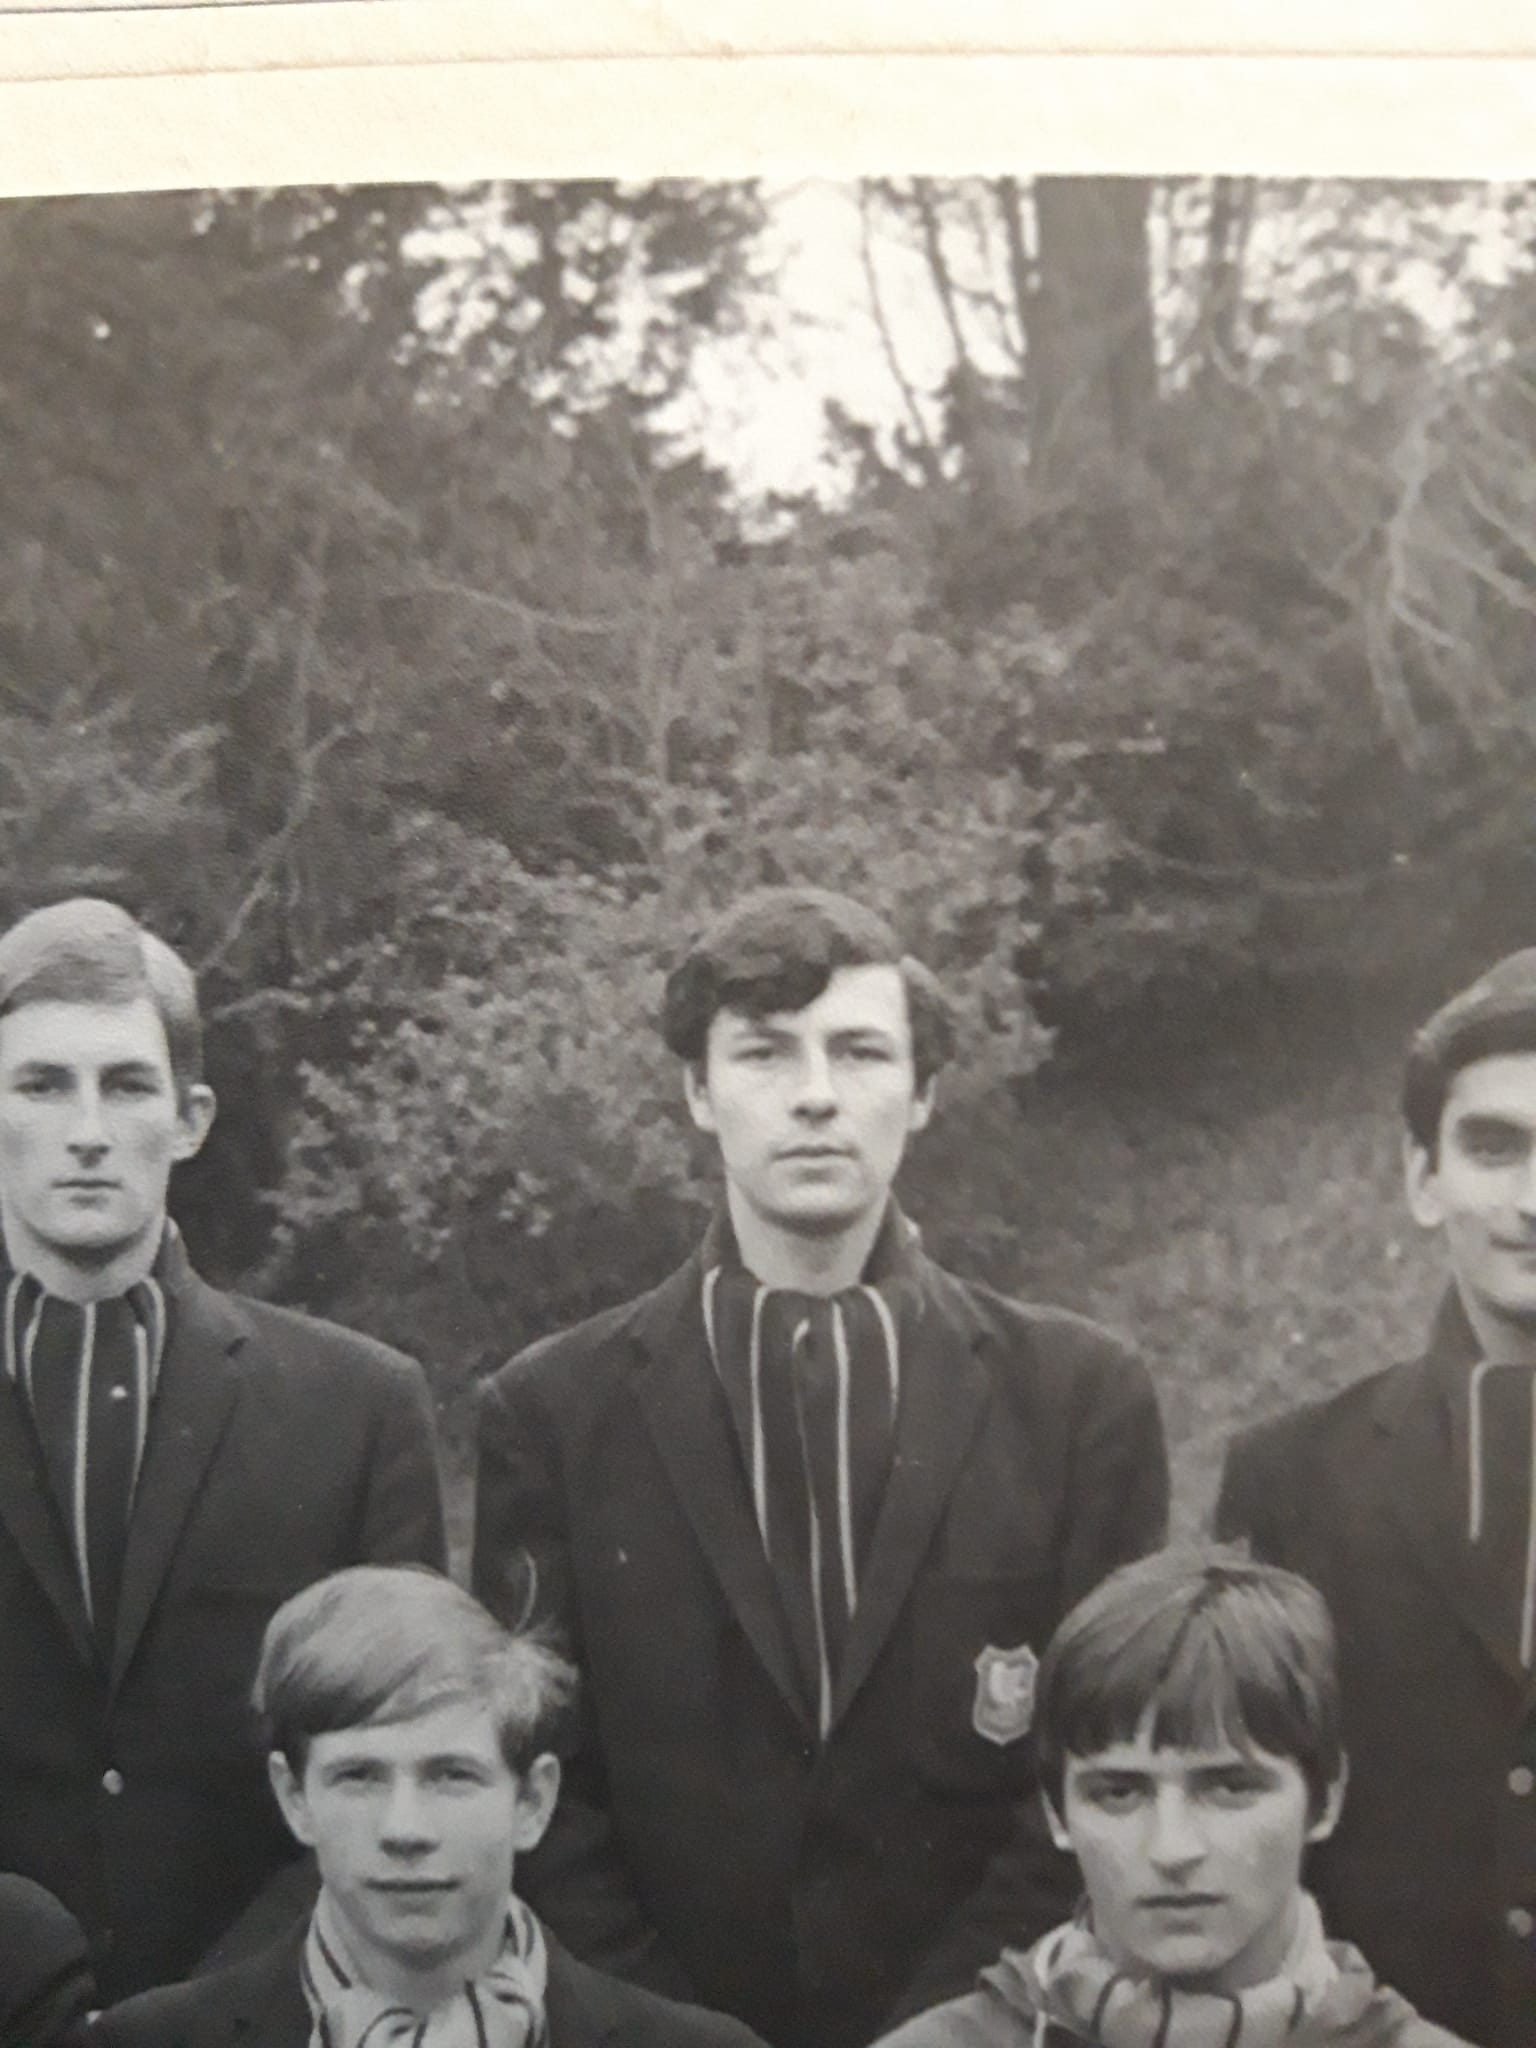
[1406,1051,1536,1332]
[271,1698,557,1986]
[684,963,933,1240]
[1049,1716,1341,1992]
[0,997,213,1271]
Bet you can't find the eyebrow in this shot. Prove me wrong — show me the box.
[1452,1113,1531,1142]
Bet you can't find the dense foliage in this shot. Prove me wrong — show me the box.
[3,177,1534,1474]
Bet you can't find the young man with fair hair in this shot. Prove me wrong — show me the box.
[94,1567,766,2048]
[473,887,1169,2048]
[875,1548,1470,2048]
[0,898,445,1999]
[1218,951,1536,2048]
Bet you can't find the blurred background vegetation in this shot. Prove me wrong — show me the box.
[3,175,1534,1528]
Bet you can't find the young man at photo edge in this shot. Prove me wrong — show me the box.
[472,886,1170,2048]
[1218,951,1536,2048]
[0,897,446,2000]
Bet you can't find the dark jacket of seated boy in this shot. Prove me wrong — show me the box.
[874,1546,1474,2048]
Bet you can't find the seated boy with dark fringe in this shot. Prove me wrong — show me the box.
[876,1547,1474,2048]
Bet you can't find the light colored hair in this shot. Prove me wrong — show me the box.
[0,898,203,1101]
[254,1565,576,1775]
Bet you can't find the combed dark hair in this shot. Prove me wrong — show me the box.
[254,1566,576,1776]
[1034,1545,1343,1823]
[661,887,956,1086]
[1402,947,1536,1155]
[0,898,203,1101]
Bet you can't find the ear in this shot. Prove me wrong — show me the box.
[1041,1791,1073,1855]
[173,1083,217,1164]
[1306,1762,1348,1847]
[510,1752,561,1855]
[682,1061,717,1137]
[268,1751,316,1850]
[908,1075,936,1137]
[1403,1131,1443,1231]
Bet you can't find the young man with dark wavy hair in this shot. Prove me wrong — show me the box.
[473,886,1169,2048]
[875,1547,1470,2048]
[1218,950,1536,2048]
[0,898,445,2000]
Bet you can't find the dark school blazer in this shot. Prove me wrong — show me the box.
[1216,1293,1536,2048]
[91,1922,771,2048]
[0,1235,446,2003]
[473,1243,1169,2048]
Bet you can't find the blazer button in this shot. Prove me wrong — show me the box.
[1509,1765,1535,1797]
[1508,1906,1535,1940]
[101,1768,125,1796]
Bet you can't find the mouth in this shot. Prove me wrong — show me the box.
[368,1878,457,1896]
[778,1145,851,1161]
[1139,1893,1222,1911]
[57,1180,119,1193]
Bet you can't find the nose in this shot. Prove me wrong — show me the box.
[377,1777,436,1854]
[66,1084,110,1160]
[1515,1152,1536,1220]
[791,1044,837,1120]
[1146,1787,1207,1873]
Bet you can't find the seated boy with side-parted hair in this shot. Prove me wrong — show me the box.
[875,1546,1473,2048]
[93,1567,767,2048]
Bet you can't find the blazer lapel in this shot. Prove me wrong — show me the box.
[1377,1323,1531,1689]
[0,1373,96,1668]
[630,1260,811,1730]
[828,1259,988,1730]
[110,1264,246,1692]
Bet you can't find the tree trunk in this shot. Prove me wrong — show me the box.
[1025,177,1157,482]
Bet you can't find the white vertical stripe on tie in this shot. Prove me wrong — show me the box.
[131,1321,151,1494]
[831,1303,857,1614]
[861,1284,901,1415]
[20,1293,43,1402]
[71,1302,96,1624]
[1,1274,20,1385]
[748,1288,769,1546]
[1522,1380,1536,1669]
[804,1457,833,1739]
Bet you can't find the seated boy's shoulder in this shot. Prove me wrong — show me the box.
[873,1988,1031,2048]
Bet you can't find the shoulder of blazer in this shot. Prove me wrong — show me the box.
[931,1262,1144,1390]
[546,1939,766,2048]
[92,1928,305,2046]
[1227,1356,1417,1483]
[483,1256,703,1406]
[204,1286,424,1387]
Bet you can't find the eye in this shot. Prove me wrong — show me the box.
[1200,1768,1269,1806]
[1456,1120,1529,1164]
[843,1043,894,1063]
[1080,1778,1147,1813]
[13,1075,65,1098]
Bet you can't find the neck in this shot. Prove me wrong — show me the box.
[1456,1281,1536,1367]
[337,1906,506,2012]
[0,1213,163,1303]
[726,1187,889,1294]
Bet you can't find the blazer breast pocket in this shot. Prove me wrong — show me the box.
[908,1570,1056,1793]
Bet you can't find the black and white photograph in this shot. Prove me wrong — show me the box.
[0,38,1532,2045]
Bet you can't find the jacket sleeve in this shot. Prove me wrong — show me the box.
[471,1361,695,2002]
[357,1350,448,1572]
[885,1344,1169,2027]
